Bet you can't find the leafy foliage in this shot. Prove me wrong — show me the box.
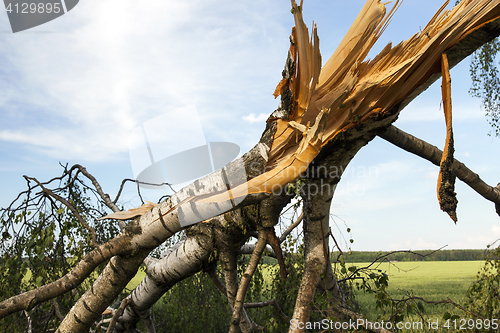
[152,270,230,333]
[464,244,500,327]
[469,38,500,136]
[1,163,497,332]
[0,165,120,332]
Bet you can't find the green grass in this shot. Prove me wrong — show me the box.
[128,260,483,307]
[351,261,484,331]
[126,266,146,291]
[126,260,485,331]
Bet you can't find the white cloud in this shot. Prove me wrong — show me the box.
[424,168,439,179]
[242,113,268,124]
[460,151,471,158]
[0,127,124,162]
[492,225,500,237]
[0,0,288,163]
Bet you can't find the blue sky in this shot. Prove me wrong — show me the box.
[0,0,499,251]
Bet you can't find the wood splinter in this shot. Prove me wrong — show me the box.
[437,53,458,223]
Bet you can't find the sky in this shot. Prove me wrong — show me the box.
[0,0,499,252]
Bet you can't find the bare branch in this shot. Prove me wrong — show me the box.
[337,246,448,284]
[279,212,303,243]
[207,265,228,296]
[24,310,32,333]
[72,164,128,230]
[244,300,289,323]
[106,298,129,333]
[379,125,500,215]
[391,296,487,320]
[267,228,288,280]
[329,228,343,255]
[220,249,255,333]
[24,175,98,247]
[230,229,267,333]
[50,299,64,321]
[73,164,120,213]
[239,243,276,257]
[112,178,176,205]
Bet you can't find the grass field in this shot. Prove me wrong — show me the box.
[351,261,484,331]
[126,260,485,331]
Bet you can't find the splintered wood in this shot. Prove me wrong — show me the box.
[102,0,500,220]
[99,201,158,220]
[264,0,499,217]
[437,53,458,222]
[199,0,500,206]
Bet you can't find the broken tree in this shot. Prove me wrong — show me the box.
[1,0,500,332]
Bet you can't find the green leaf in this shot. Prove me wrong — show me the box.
[443,312,451,320]
[35,276,43,287]
[417,300,425,313]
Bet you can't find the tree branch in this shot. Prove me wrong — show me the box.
[72,164,127,230]
[267,228,288,280]
[50,299,65,321]
[24,175,98,247]
[73,165,120,213]
[106,298,129,333]
[379,125,500,215]
[220,248,255,333]
[279,212,303,243]
[239,243,276,257]
[0,234,130,319]
[390,296,487,320]
[244,300,289,323]
[230,229,267,333]
[207,265,228,296]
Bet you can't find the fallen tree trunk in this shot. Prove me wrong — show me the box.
[2,0,500,332]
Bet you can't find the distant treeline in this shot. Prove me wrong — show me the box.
[330,249,488,263]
